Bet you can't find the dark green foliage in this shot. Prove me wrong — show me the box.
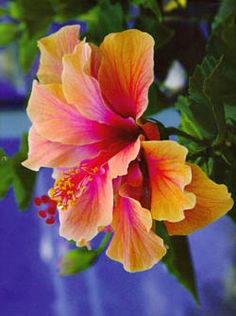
[0,149,13,199]
[175,10,236,224]
[156,222,199,303]
[0,134,37,210]
[144,81,172,117]
[79,1,124,44]
[134,0,162,22]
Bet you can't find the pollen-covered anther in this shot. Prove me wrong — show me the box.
[49,164,98,210]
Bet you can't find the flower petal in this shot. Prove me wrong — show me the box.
[106,196,166,272]
[22,127,102,171]
[27,81,120,146]
[62,41,118,124]
[119,161,144,203]
[142,141,196,222]
[89,43,101,79]
[108,136,141,178]
[59,167,113,245]
[37,25,80,84]
[165,164,234,235]
[99,29,154,119]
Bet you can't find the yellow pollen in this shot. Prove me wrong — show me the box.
[49,165,98,210]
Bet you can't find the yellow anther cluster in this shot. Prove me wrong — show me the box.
[48,165,98,211]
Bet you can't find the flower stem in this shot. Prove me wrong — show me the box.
[97,232,111,254]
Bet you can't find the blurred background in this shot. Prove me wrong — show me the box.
[1,0,236,315]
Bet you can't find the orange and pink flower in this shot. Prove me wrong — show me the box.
[23,25,234,272]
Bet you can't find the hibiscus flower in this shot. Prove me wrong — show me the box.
[23,25,233,272]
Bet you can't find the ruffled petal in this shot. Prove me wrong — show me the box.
[89,43,101,79]
[142,141,196,222]
[37,25,80,84]
[27,81,120,146]
[108,136,141,178]
[106,196,166,272]
[22,127,102,171]
[165,164,234,235]
[62,41,121,125]
[99,29,154,119]
[59,167,113,245]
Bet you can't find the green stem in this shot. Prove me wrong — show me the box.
[97,232,111,254]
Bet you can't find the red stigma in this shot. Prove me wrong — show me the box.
[34,197,41,207]
[38,210,47,218]
[46,217,56,225]
[41,195,50,203]
[34,194,58,225]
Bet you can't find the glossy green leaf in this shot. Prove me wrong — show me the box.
[156,222,199,303]
[0,22,21,46]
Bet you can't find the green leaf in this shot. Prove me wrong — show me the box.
[0,7,8,17]
[12,134,37,210]
[176,96,205,141]
[144,82,172,117]
[15,0,54,32]
[79,1,124,44]
[212,0,236,30]
[18,31,38,72]
[0,22,21,46]
[204,56,227,142]
[208,13,236,107]
[0,149,14,199]
[9,0,53,71]
[208,13,236,71]
[189,56,219,136]
[134,0,162,22]
[0,135,36,210]
[60,247,99,275]
[60,233,111,275]
[174,96,210,158]
[156,222,199,303]
[52,0,97,21]
[135,13,174,49]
